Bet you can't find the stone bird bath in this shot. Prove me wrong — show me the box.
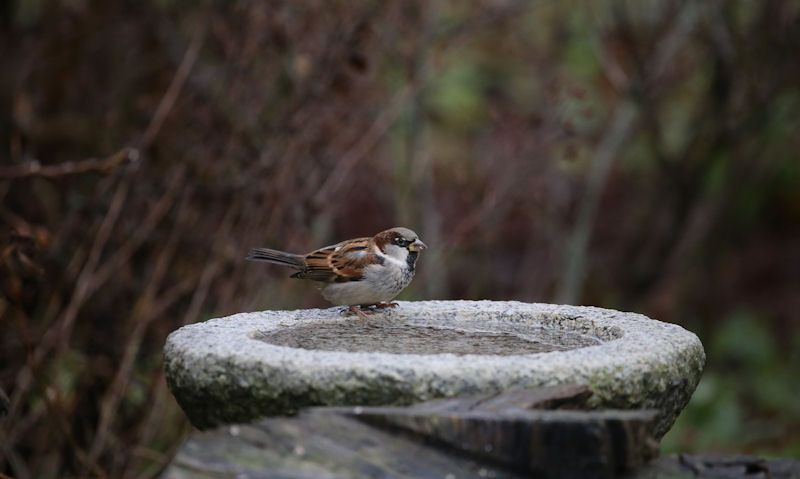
[164,300,705,438]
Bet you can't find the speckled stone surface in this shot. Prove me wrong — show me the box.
[164,300,705,437]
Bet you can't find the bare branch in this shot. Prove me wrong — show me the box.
[556,3,704,304]
[0,148,139,180]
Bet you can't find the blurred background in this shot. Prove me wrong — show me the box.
[1,0,799,477]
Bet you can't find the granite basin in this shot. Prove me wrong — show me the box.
[164,300,705,437]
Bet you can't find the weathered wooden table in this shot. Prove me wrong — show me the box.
[162,385,800,479]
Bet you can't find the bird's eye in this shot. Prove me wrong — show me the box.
[396,238,409,247]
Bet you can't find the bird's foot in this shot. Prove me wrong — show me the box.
[346,305,373,320]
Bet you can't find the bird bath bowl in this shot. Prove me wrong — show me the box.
[164,300,704,438]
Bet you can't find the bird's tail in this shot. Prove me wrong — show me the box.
[246,248,306,269]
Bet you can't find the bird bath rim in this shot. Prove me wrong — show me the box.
[164,300,705,437]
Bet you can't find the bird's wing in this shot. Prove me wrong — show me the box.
[292,237,383,282]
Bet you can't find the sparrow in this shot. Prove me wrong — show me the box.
[247,227,426,317]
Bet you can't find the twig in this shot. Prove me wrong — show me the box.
[556,103,637,304]
[312,0,531,206]
[0,148,139,180]
[179,204,237,326]
[6,179,129,429]
[555,3,703,304]
[312,83,417,205]
[88,168,185,292]
[138,22,206,150]
[88,190,184,463]
[4,52,189,448]
[39,386,107,478]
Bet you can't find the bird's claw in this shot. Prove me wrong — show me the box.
[346,305,373,320]
[343,302,398,319]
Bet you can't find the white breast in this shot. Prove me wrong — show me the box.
[320,260,414,306]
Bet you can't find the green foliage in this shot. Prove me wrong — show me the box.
[663,312,800,454]
[428,57,489,131]
[13,0,44,27]
[563,12,599,81]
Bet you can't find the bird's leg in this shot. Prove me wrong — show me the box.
[347,305,372,320]
[374,302,399,309]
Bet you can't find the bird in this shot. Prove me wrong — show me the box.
[247,227,426,318]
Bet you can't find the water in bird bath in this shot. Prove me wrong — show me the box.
[256,317,608,355]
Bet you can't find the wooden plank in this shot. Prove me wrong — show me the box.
[340,407,658,479]
[408,384,593,414]
[163,410,525,479]
[314,385,655,477]
[163,378,800,479]
[163,385,661,479]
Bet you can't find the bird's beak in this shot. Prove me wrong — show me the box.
[409,239,427,252]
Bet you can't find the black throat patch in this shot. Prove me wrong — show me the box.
[406,251,418,272]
